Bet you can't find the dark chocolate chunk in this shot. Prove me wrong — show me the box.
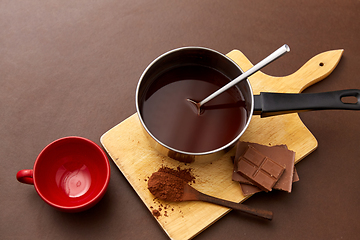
[236,145,285,192]
[233,141,296,193]
[239,183,262,196]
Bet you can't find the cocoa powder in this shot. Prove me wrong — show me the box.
[152,209,161,218]
[157,166,195,184]
[148,172,186,201]
[148,166,196,218]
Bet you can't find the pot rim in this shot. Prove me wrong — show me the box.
[135,46,254,157]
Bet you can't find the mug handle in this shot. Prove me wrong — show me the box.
[16,169,34,185]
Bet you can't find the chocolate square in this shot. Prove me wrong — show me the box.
[236,146,285,192]
[233,142,296,193]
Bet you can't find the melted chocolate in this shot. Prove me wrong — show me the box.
[141,65,247,153]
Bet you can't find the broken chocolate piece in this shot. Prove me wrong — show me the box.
[233,142,296,193]
[292,167,299,183]
[240,168,299,196]
[236,145,285,192]
[239,182,262,196]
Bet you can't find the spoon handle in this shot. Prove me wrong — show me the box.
[198,192,273,220]
[199,44,290,107]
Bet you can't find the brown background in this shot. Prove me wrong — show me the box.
[1,1,359,239]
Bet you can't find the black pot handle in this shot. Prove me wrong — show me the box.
[253,89,360,117]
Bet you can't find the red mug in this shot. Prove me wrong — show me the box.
[16,136,110,212]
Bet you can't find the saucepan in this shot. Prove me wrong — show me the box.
[136,47,360,163]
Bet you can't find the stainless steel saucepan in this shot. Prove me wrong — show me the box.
[136,47,360,163]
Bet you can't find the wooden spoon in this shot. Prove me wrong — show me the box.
[148,172,273,220]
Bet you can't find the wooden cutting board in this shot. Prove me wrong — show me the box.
[100,49,343,240]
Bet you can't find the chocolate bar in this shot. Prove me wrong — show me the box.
[233,142,296,193]
[236,145,285,192]
[239,166,299,196]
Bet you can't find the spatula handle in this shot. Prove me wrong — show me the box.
[199,193,273,220]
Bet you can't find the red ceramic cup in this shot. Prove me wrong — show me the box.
[16,136,110,212]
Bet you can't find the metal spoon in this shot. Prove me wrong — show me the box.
[187,44,290,115]
[148,172,273,220]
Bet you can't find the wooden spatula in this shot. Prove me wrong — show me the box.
[148,172,273,220]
